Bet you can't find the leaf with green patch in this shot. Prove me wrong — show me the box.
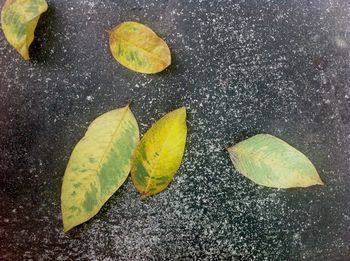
[109,21,171,74]
[1,0,48,60]
[131,107,187,198]
[227,134,324,188]
[61,105,139,232]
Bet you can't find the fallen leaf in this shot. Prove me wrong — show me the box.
[61,105,139,232]
[131,107,187,198]
[109,21,171,74]
[1,0,48,60]
[227,134,324,188]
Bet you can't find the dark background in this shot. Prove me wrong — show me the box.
[1,0,350,260]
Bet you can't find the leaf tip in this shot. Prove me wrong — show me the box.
[62,221,73,233]
[227,146,238,163]
[18,46,30,60]
[176,106,187,116]
[22,55,30,61]
[317,178,325,186]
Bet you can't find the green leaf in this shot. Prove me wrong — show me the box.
[109,21,171,74]
[1,0,48,60]
[227,134,324,188]
[61,105,139,232]
[131,107,187,198]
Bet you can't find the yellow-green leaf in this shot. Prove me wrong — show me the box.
[227,134,324,188]
[131,107,187,198]
[109,21,171,74]
[1,0,48,60]
[61,105,139,232]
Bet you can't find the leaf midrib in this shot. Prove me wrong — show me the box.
[143,119,178,195]
[92,106,130,198]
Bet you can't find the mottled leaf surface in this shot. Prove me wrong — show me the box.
[61,105,139,232]
[109,21,171,74]
[131,107,187,197]
[1,0,48,60]
[228,134,324,188]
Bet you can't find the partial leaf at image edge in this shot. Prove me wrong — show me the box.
[1,0,48,60]
[109,21,171,74]
[227,134,324,188]
[131,107,187,198]
[61,105,139,232]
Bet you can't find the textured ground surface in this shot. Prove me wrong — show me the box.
[1,0,350,260]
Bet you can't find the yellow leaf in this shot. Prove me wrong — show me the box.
[1,0,48,60]
[109,21,171,74]
[61,105,139,232]
[131,107,187,198]
[227,134,324,188]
